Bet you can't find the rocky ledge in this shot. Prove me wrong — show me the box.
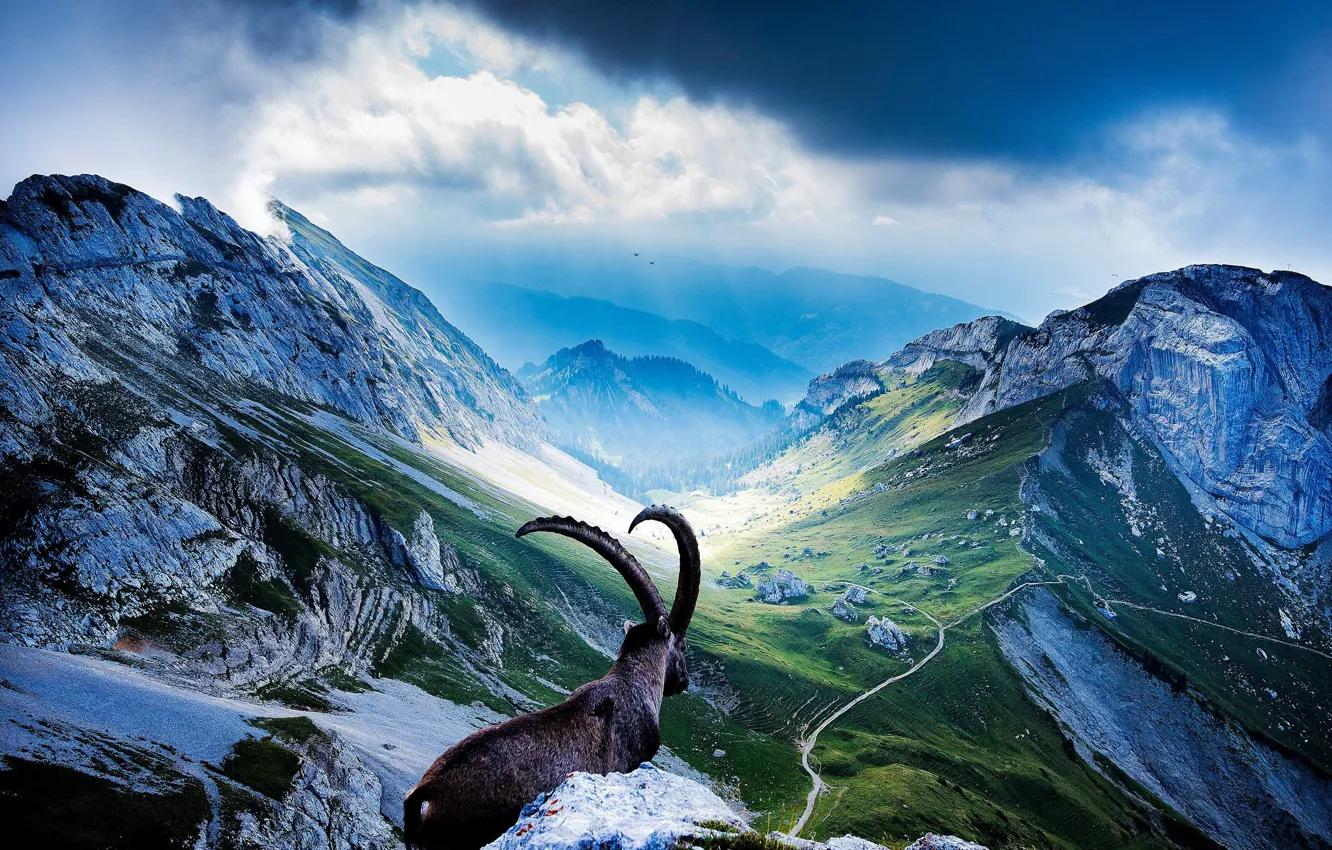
[485,763,987,850]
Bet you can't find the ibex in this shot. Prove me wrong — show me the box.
[403,504,700,850]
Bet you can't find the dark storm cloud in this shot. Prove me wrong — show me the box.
[459,0,1332,160]
[223,0,377,60]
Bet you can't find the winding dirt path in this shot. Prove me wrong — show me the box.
[785,573,1331,837]
[790,596,944,837]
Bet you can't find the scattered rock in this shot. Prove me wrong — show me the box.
[844,586,869,605]
[831,597,860,623]
[756,570,809,604]
[866,616,909,651]
[717,571,753,590]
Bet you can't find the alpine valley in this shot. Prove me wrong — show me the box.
[1,174,1329,850]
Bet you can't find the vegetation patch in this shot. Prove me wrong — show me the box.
[0,755,207,849]
[217,735,302,800]
[220,553,302,621]
[251,715,326,745]
[256,678,335,713]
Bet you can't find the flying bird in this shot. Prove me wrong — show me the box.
[649,261,655,265]
[633,252,639,256]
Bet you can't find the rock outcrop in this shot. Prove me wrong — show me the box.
[484,763,986,850]
[797,360,886,418]
[865,616,908,651]
[756,569,810,603]
[830,596,860,622]
[886,316,1029,376]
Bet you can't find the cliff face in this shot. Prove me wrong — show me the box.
[883,266,1332,550]
[996,589,1332,850]
[0,174,541,451]
[0,174,554,683]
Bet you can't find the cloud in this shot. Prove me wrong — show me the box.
[233,5,850,233]
[461,0,1332,161]
[4,0,1331,328]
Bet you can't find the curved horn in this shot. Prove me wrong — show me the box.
[517,516,666,625]
[629,505,700,634]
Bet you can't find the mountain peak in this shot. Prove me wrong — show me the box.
[1,172,541,449]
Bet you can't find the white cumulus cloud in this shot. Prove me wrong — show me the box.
[232,5,848,234]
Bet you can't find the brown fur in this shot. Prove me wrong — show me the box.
[403,507,698,850]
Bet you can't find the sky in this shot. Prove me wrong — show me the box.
[2,0,1331,324]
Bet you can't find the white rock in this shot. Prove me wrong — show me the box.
[866,616,909,651]
[483,763,743,849]
[904,834,990,850]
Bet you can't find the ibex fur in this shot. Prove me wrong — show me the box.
[403,504,700,850]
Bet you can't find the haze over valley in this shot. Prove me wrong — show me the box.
[2,2,1332,849]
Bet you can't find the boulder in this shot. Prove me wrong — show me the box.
[866,616,909,651]
[756,569,809,604]
[831,597,860,622]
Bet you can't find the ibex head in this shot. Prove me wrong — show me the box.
[515,504,700,695]
[629,504,698,695]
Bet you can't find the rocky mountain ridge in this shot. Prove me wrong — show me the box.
[798,266,1332,562]
[0,174,541,452]
[0,174,554,665]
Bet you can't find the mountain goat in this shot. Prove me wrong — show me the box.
[403,504,700,850]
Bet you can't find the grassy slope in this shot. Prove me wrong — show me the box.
[698,385,1172,848]
[203,388,811,815]
[1023,402,1332,773]
[696,366,1331,847]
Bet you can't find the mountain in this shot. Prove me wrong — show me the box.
[440,258,1011,375]
[0,175,798,846]
[519,340,786,485]
[666,264,1332,848]
[3,175,1330,849]
[433,281,813,404]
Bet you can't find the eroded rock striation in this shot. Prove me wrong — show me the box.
[996,589,1332,850]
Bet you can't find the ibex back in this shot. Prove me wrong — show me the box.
[403,505,700,850]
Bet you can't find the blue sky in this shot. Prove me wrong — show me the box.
[2,0,1330,324]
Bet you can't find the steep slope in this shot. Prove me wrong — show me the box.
[885,267,1332,632]
[657,269,1332,848]
[520,340,785,469]
[435,281,813,403]
[0,175,540,451]
[0,175,806,845]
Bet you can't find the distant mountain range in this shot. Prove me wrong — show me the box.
[434,282,812,404]
[3,173,1332,849]
[435,258,1011,376]
[519,340,785,474]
